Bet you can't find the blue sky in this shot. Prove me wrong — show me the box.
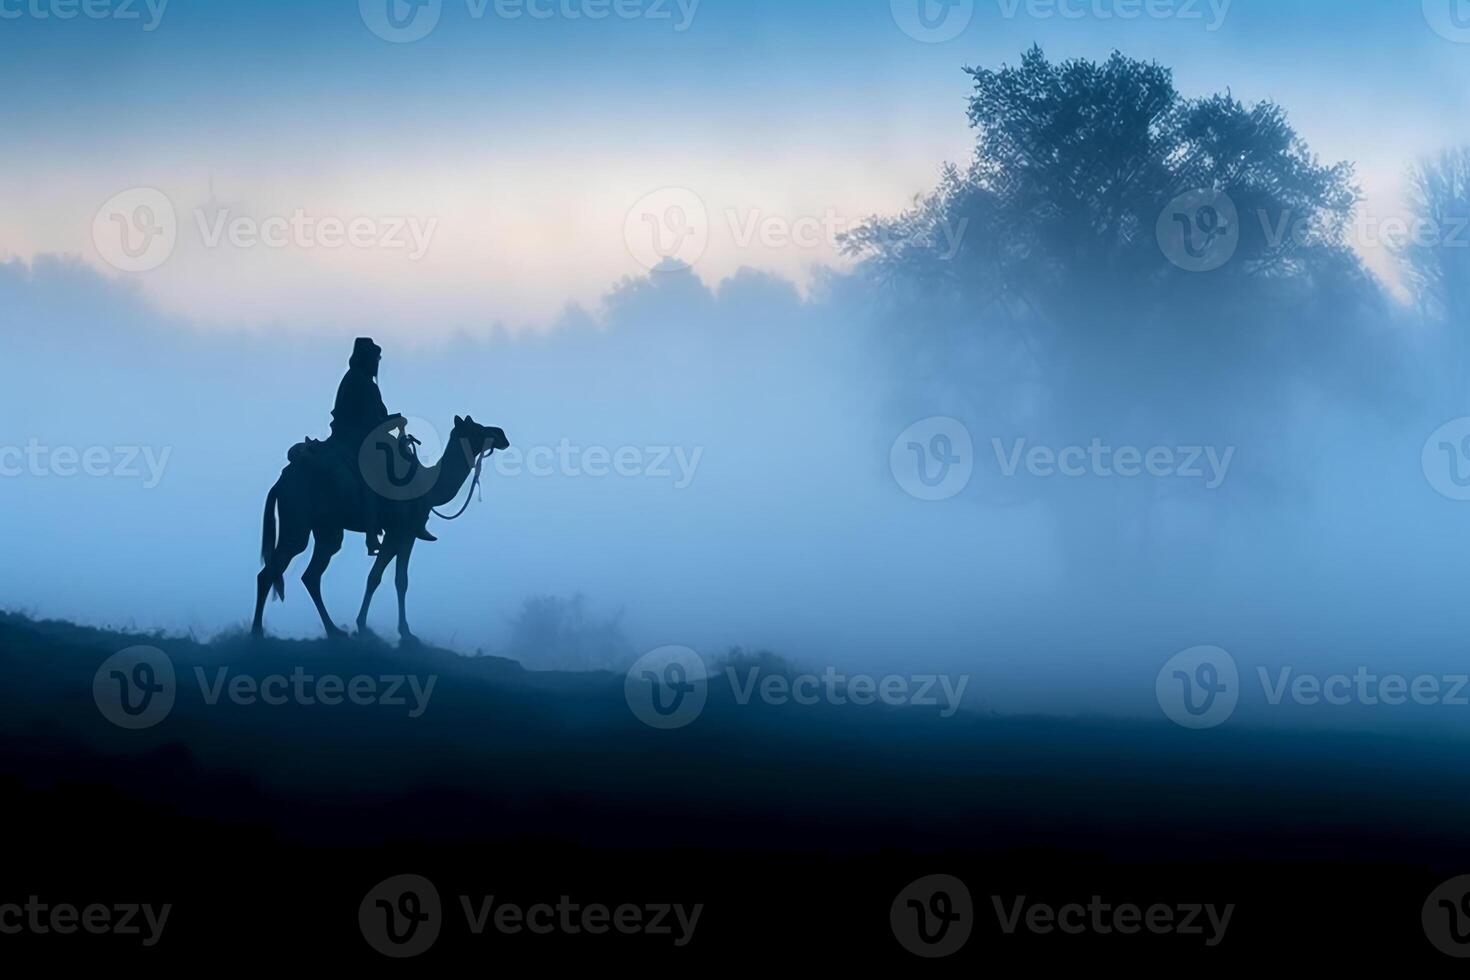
[4,0,1470,332]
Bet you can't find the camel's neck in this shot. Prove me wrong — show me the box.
[427,437,478,508]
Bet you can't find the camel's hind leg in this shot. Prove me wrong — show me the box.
[251,527,310,638]
[356,547,395,635]
[252,567,273,637]
[302,528,346,639]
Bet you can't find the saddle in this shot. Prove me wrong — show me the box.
[287,432,424,501]
[286,437,364,506]
[287,437,331,466]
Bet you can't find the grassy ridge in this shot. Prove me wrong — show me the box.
[0,612,1465,966]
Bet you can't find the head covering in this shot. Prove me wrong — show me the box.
[349,337,382,374]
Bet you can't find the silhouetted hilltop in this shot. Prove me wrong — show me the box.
[1,610,1467,861]
[3,612,1468,965]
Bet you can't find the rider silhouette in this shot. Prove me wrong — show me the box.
[330,338,436,555]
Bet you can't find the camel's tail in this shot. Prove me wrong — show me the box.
[261,480,285,601]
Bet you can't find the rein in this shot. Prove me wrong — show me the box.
[431,448,494,521]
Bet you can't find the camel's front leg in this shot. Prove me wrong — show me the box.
[303,529,347,639]
[395,538,417,642]
[356,548,395,635]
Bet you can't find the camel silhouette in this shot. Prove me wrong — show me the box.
[252,415,509,641]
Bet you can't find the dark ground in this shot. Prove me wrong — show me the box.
[1,612,1467,969]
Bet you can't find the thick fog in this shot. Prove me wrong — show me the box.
[7,51,1470,733]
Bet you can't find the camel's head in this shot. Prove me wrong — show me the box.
[453,415,510,458]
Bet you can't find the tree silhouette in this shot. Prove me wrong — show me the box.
[845,47,1380,587]
[1402,148,1470,409]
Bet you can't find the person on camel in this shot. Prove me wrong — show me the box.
[329,337,436,555]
